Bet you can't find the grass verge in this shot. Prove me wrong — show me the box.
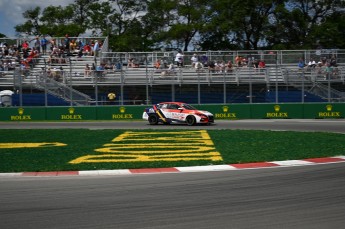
[0,129,344,172]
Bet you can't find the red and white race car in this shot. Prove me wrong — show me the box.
[142,102,214,125]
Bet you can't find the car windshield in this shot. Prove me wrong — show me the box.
[181,104,196,110]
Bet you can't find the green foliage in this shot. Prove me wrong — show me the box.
[13,0,345,50]
[311,12,345,49]
[15,7,41,36]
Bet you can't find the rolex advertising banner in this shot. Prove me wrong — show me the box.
[96,106,143,120]
[303,103,345,119]
[0,107,46,121]
[0,103,344,121]
[250,103,304,119]
[46,107,97,121]
[194,104,251,119]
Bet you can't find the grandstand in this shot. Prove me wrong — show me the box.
[1,37,344,106]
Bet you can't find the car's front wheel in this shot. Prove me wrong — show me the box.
[186,115,196,126]
[148,114,159,125]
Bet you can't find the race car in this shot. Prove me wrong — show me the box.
[142,102,214,126]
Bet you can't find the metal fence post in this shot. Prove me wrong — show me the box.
[43,59,48,106]
[223,71,226,104]
[197,69,200,105]
[69,58,73,106]
[301,70,305,103]
[275,53,279,104]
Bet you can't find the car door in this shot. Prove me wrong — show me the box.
[168,104,186,121]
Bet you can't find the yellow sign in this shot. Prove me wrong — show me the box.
[61,107,83,120]
[0,142,67,149]
[10,108,32,121]
[266,105,288,118]
[112,107,134,119]
[112,114,133,119]
[215,106,237,119]
[69,130,223,163]
[318,104,341,118]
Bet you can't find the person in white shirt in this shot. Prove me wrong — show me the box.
[308,58,316,68]
[191,53,198,68]
[174,51,184,67]
[93,40,100,57]
[195,61,204,72]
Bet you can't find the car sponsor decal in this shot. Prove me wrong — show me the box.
[154,106,167,123]
[170,111,186,121]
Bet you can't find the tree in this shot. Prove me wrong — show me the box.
[200,0,285,50]
[197,0,237,50]
[142,0,177,50]
[15,1,96,37]
[311,11,345,49]
[269,0,344,49]
[144,0,209,51]
[87,0,149,51]
[168,0,209,51]
[72,0,98,29]
[13,0,345,50]
[14,7,41,36]
[40,5,85,37]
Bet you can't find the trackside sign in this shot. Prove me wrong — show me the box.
[0,103,344,121]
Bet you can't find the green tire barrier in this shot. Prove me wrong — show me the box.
[0,103,344,121]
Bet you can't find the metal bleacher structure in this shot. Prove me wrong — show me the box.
[1,36,345,106]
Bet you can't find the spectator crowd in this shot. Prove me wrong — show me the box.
[0,35,103,77]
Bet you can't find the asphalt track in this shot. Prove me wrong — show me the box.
[1,120,345,229]
[2,119,345,133]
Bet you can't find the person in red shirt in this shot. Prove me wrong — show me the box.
[22,40,29,51]
[258,60,266,68]
[154,59,161,69]
[83,43,91,56]
[235,55,243,67]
